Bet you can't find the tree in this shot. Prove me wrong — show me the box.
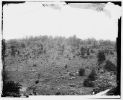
[104,60,117,74]
[88,69,97,81]
[83,69,97,87]
[78,68,85,76]
[80,46,86,58]
[97,50,106,66]
[83,78,95,87]
[87,48,90,56]
[2,81,21,97]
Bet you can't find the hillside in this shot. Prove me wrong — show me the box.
[2,35,117,96]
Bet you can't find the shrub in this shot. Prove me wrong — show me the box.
[83,78,95,87]
[80,46,86,57]
[33,64,37,67]
[87,48,90,56]
[78,68,85,76]
[104,60,117,73]
[65,65,68,68]
[97,50,106,65]
[105,49,110,55]
[110,51,114,55]
[83,69,97,87]
[90,49,95,53]
[35,80,39,84]
[55,92,61,95]
[2,81,21,97]
[93,72,117,94]
[88,70,97,81]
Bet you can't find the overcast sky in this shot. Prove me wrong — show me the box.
[3,2,121,41]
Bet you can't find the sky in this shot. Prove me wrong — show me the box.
[3,2,121,41]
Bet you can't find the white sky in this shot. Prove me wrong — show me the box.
[3,2,121,41]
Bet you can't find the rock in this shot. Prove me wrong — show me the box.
[69,73,75,76]
[79,90,84,94]
[69,83,76,87]
[20,87,27,92]
[68,77,75,80]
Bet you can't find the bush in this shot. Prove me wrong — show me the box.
[87,48,90,56]
[110,51,114,55]
[78,68,85,76]
[97,50,106,65]
[35,80,39,84]
[2,81,21,97]
[88,70,97,81]
[104,60,117,73]
[105,49,110,55]
[55,92,61,95]
[90,49,95,53]
[80,46,86,57]
[93,72,117,94]
[83,78,95,87]
[83,70,97,87]
[65,65,68,68]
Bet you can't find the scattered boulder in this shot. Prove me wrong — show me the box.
[20,87,27,92]
[68,77,75,80]
[69,83,76,87]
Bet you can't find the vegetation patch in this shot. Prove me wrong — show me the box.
[78,68,85,76]
[2,81,21,97]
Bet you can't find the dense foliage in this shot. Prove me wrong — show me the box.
[2,81,21,97]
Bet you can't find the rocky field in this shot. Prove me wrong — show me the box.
[1,35,118,97]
